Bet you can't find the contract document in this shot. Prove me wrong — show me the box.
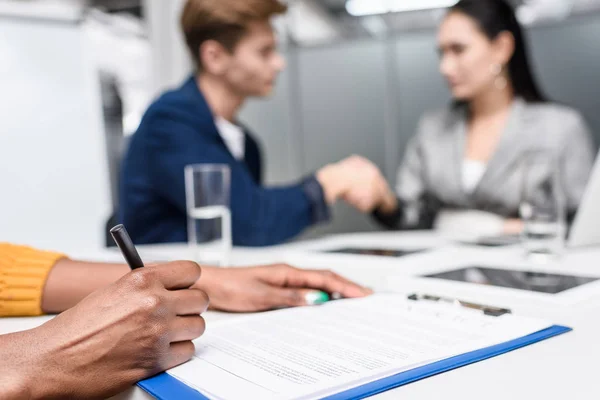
[154,294,564,400]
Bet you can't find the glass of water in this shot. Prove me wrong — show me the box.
[519,151,566,261]
[185,164,232,266]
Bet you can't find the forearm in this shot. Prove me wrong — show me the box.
[0,328,85,399]
[41,260,129,314]
[0,332,35,399]
[0,373,29,400]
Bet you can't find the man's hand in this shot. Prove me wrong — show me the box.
[316,155,397,213]
[339,156,397,213]
[195,264,372,313]
[2,261,209,400]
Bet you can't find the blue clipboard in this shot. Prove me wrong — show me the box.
[138,325,571,400]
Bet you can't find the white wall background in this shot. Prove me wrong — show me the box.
[0,17,110,252]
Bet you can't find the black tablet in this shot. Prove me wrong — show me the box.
[325,248,425,258]
[426,266,598,294]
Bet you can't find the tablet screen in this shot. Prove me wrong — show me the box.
[426,266,599,294]
[325,248,424,258]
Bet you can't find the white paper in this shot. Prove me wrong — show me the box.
[168,294,551,400]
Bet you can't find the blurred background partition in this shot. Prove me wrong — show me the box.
[1,0,600,248]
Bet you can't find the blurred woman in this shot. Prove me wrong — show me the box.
[373,0,595,236]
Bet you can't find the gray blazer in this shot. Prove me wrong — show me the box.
[376,98,596,229]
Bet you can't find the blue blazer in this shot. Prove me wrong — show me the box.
[119,77,329,246]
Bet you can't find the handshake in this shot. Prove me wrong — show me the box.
[317,155,398,214]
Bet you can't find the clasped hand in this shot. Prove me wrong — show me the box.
[318,155,397,213]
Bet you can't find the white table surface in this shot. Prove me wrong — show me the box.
[2,231,599,400]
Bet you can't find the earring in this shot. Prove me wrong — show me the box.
[490,63,507,90]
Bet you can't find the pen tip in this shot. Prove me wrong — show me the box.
[110,224,125,233]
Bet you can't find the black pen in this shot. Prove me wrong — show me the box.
[110,224,145,270]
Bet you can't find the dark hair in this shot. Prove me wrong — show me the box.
[449,0,547,103]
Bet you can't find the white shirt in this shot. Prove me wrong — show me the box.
[462,159,486,194]
[215,117,245,161]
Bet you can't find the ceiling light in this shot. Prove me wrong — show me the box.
[346,0,459,17]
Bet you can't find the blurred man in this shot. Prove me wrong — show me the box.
[120,0,396,246]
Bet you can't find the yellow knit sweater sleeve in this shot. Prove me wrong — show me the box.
[0,243,66,317]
